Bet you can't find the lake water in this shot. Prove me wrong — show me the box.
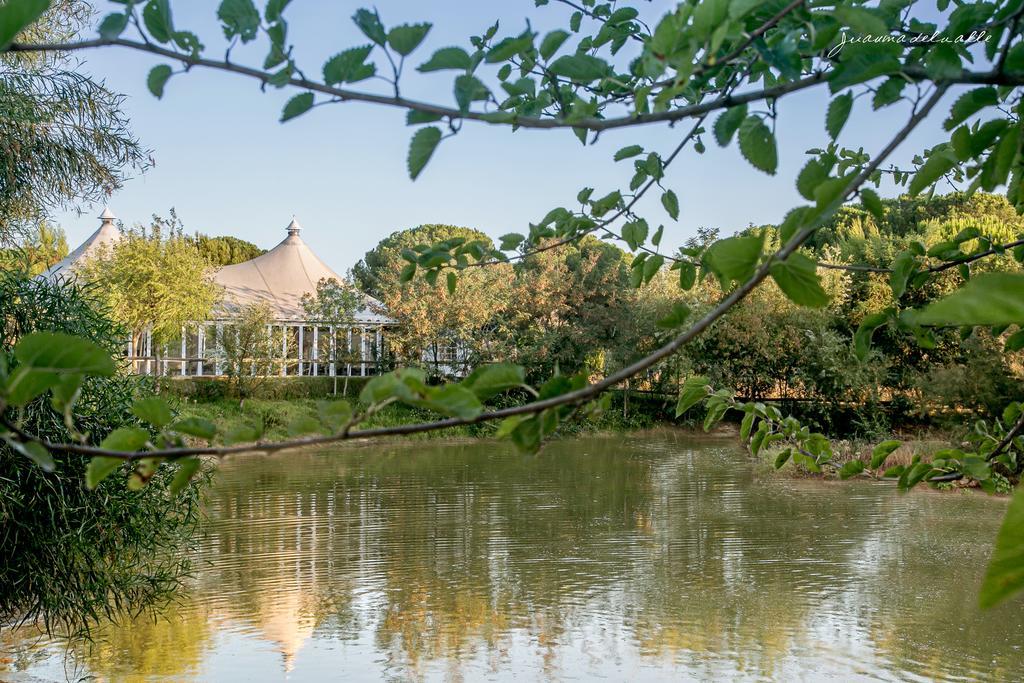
[5,431,1023,682]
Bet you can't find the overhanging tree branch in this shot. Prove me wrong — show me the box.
[1,84,949,461]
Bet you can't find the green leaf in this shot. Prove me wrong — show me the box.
[872,77,906,109]
[287,415,321,436]
[774,448,792,469]
[100,426,150,452]
[898,461,933,491]
[539,29,570,60]
[86,456,123,490]
[0,0,49,49]
[280,92,314,122]
[854,311,889,361]
[548,54,609,82]
[218,0,261,42]
[926,43,962,80]
[889,250,917,300]
[870,440,901,469]
[461,363,526,400]
[223,424,260,445]
[169,457,201,496]
[980,487,1024,608]
[828,44,900,92]
[839,460,865,480]
[831,6,888,35]
[675,376,709,417]
[499,233,524,251]
[770,253,829,308]
[132,397,173,428]
[621,220,648,251]
[172,417,217,440]
[917,273,1024,327]
[614,144,644,161]
[323,45,376,84]
[656,303,690,330]
[454,74,489,112]
[909,146,958,195]
[50,373,82,412]
[2,436,55,472]
[14,332,115,376]
[704,234,764,286]
[826,92,853,140]
[423,384,483,419]
[796,160,828,201]
[407,126,442,180]
[4,367,57,407]
[352,8,386,45]
[860,188,884,220]
[510,415,542,454]
[661,190,680,220]
[713,104,747,147]
[485,35,532,63]
[146,63,172,98]
[317,400,353,430]
[265,0,292,23]
[399,262,416,283]
[446,270,457,294]
[418,46,471,72]
[142,0,174,43]
[387,23,431,56]
[1006,329,1024,352]
[738,116,777,175]
[98,12,129,40]
[944,87,998,131]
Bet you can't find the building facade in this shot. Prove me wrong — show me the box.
[42,210,394,377]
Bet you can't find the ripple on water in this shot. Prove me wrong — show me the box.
[6,432,1023,682]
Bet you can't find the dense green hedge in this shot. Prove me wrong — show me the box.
[158,375,373,401]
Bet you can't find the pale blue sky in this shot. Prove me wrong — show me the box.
[55,0,964,273]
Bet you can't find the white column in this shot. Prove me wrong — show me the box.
[329,325,336,377]
[197,326,205,376]
[128,335,134,373]
[312,326,319,376]
[360,326,368,377]
[181,326,187,376]
[215,324,223,376]
[346,327,352,377]
[375,327,382,375]
[280,324,287,376]
[298,325,305,376]
[146,329,153,375]
[162,344,168,376]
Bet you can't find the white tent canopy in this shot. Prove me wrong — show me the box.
[38,207,121,281]
[213,218,391,324]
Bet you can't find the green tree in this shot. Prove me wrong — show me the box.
[212,302,278,403]
[78,212,218,352]
[0,0,148,242]
[0,219,67,274]
[191,233,265,267]
[0,269,202,635]
[354,225,514,377]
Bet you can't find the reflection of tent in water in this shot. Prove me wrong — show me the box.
[250,590,318,673]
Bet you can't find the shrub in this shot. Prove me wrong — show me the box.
[0,272,203,636]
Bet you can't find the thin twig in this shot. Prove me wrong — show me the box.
[6,39,1013,130]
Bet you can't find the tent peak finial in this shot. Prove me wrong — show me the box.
[286,216,301,237]
[99,206,116,224]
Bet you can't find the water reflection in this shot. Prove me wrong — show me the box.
[7,431,1023,681]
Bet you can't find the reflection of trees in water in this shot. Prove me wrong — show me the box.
[33,433,1024,681]
[69,601,215,682]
